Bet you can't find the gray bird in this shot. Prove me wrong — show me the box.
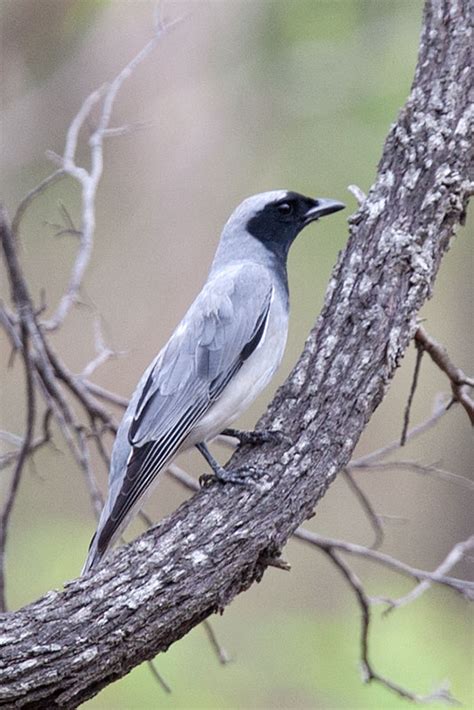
[82,190,344,573]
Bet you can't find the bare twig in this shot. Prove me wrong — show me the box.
[294,529,474,600]
[401,340,424,445]
[354,459,474,491]
[43,20,176,331]
[0,209,38,611]
[415,327,474,424]
[320,547,457,705]
[341,468,384,549]
[146,659,171,694]
[0,325,35,613]
[351,395,450,468]
[83,381,129,409]
[11,169,66,239]
[203,620,232,665]
[166,463,199,492]
[81,318,124,378]
[44,341,118,427]
[102,120,153,139]
[45,201,82,239]
[0,304,21,351]
[347,184,367,206]
[0,427,52,472]
[76,428,104,520]
[89,422,114,469]
[1,18,176,581]
[377,534,474,614]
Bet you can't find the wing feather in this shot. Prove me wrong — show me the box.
[94,263,273,558]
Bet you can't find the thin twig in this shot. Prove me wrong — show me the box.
[203,620,232,665]
[0,304,21,350]
[341,468,384,549]
[76,429,104,520]
[293,529,474,599]
[81,318,124,378]
[11,169,66,238]
[377,534,474,615]
[347,184,367,206]
[401,341,424,445]
[44,342,118,426]
[82,381,129,409]
[0,324,35,613]
[89,422,113,469]
[43,20,177,331]
[0,430,52,471]
[415,326,474,424]
[320,547,457,705]
[167,463,199,492]
[102,120,153,139]
[0,209,40,611]
[354,459,474,491]
[146,659,172,694]
[351,395,449,468]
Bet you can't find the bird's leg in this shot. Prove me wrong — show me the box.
[196,442,258,486]
[221,427,289,446]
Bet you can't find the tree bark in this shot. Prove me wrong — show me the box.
[0,0,472,706]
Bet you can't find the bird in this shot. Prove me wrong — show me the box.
[82,190,345,574]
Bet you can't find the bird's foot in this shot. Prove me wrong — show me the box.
[199,464,262,488]
[221,427,289,447]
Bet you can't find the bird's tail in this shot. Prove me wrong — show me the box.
[81,490,134,575]
[81,531,103,576]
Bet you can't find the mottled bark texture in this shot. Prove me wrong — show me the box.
[0,0,472,706]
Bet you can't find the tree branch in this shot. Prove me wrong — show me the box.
[314,546,457,705]
[42,16,177,332]
[415,326,474,423]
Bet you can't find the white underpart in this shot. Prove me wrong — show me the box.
[184,287,289,447]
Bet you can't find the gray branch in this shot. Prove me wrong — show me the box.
[0,0,472,707]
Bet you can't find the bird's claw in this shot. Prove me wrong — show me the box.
[199,465,261,487]
[199,472,216,488]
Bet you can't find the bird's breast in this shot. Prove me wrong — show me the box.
[186,292,289,446]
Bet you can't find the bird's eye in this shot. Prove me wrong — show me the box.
[277,202,293,216]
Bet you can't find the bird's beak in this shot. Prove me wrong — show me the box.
[303,198,346,225]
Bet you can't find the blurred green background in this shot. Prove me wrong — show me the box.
[1,1,472,708]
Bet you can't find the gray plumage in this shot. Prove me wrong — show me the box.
[82,190,344,573]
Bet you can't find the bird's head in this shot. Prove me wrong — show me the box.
[224,190,345,260]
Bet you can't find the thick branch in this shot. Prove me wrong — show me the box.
[0,0,472,706]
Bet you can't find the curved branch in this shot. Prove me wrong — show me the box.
[415,326,474,423]
[0,0,472,706]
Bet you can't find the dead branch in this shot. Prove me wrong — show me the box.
[42,15,179,332]
[0,319,35,613]
[400,339,424,444]
[293,529,474,600]
[341,468,385,549]
[415,326,474,424]
[353,459,474,491]
[316,546,456,705]
[11,169,66,239]
[374,534,474,613]
[350,396,449,468]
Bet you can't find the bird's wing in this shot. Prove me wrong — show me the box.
[94,263,273,559]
